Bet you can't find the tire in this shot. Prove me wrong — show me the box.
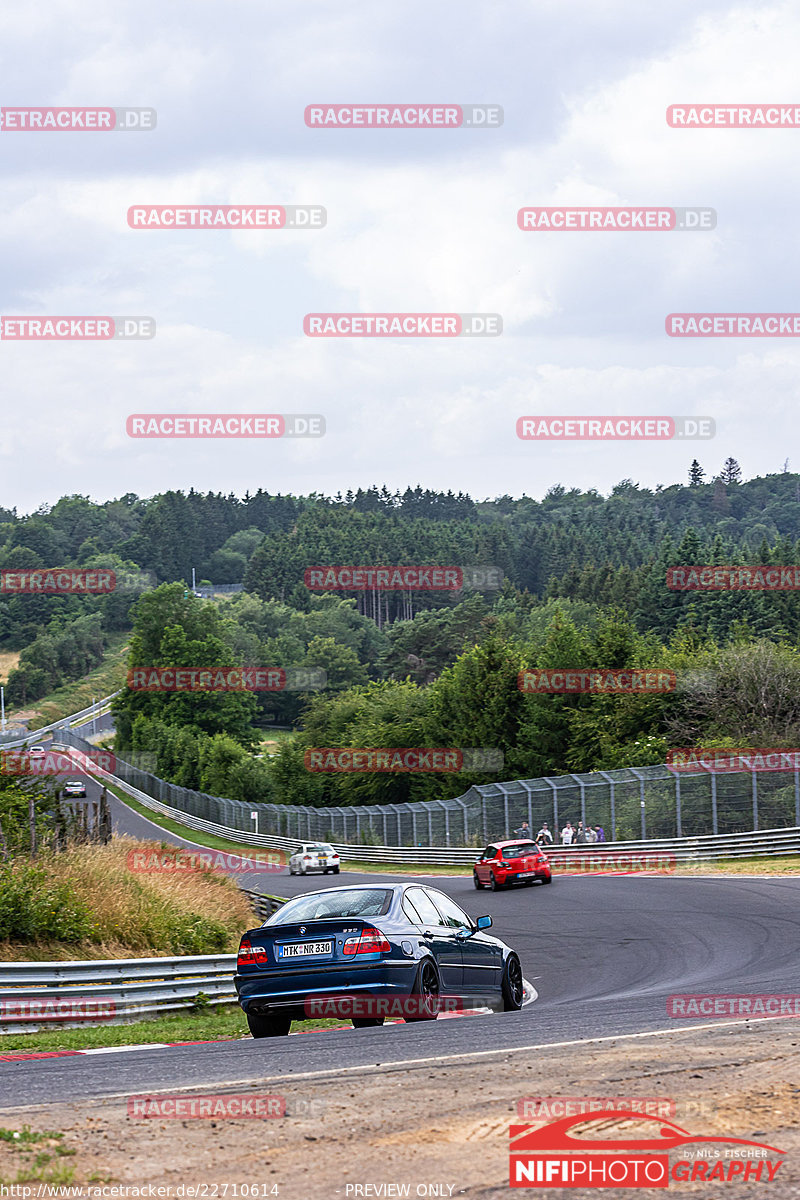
[352,1017,385,1028]
[333,867,340,874]
[405,959,440,1022]
[501,955,524,1012]
[541,874,552,885]
[473,872,483,889]
[247,1011,292,1038]
[289,865,296,875]
[489,872,500,891]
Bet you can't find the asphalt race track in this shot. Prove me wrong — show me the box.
[2,769,799,1110]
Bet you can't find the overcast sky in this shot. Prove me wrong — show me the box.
[1,0,798,513]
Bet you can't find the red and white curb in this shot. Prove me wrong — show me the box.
[0,982,536,1062]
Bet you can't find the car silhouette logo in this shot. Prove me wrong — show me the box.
[509,1111,785,1155]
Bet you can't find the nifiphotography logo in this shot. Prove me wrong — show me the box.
[509,1111,785,1187]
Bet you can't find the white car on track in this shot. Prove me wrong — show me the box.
[288,843,340,875]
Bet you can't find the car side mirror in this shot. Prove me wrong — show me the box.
[476,915,492,930]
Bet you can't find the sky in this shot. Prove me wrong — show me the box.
[1,0,799,512]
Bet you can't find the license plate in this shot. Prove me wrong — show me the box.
[277,941,333,959]
[518,871,535,877]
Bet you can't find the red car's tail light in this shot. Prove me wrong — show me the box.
[238,938,268,967]
[342,927,391,956]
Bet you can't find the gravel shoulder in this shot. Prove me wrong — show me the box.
[2,1019,799,1198]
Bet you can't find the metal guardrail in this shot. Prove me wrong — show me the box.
[0,692,120,749]
[0,892,285,1033]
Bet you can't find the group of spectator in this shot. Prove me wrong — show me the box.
[513,820,606,845]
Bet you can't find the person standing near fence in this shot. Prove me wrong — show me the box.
[561,821,574,844]
[536,822,553,845]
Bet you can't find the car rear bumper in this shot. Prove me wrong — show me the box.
[236,961,417,1013]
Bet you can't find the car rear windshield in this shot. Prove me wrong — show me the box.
[306,845,335,853]
[502,843,539,858]
[263,888,393,925]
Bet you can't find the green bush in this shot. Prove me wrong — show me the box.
[0,863,94,942]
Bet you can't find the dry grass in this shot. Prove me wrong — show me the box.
[0,837,254,961]
[0,650,20,685]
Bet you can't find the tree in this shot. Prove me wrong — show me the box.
[720,457,742,485]
[688,460,705,487]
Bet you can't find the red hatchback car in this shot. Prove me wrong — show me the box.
[473,840,552,890]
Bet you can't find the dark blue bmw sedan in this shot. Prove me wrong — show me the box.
[235,883,524,1037]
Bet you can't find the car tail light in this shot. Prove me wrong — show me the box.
[342,927,391,956]
[238,938,268,967]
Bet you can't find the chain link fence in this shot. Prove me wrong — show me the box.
[57,731,800,847]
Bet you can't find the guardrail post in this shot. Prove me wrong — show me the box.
[412,809,418,846]
[427,808,433,844]
[675,774,682,838]
[711,770,718,835]
[752,770,758,832]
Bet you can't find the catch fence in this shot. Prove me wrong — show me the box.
[56,731,800,847]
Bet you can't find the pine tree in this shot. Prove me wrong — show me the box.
[720,457,742,485]
[688,460,705,487]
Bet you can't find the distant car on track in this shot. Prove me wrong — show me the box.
[63,780,87,798]
[27,745,46,760]
[473,840,552,890]
[235,882,524,1037]
[288,843,340,875]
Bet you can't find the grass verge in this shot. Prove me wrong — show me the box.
[0,839,254,962]
[0,1005,354,1053]
[14,632,131,731]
